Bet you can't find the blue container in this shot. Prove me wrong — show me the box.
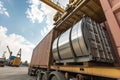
[9,56,16,60]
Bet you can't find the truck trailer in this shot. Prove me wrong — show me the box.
[28,0,120,80]
[0,58,6,67]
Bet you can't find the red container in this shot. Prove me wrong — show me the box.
[100,0,120,66]
[30,29,61,68]
[30,48,38,67]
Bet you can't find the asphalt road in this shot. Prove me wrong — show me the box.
[0,66,35,80]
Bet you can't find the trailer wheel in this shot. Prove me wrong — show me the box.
[42,74,47,80]
[76,74,84,80]
[36,71,42,80]
[49,71,66,80]
[28,67,32,76]
[51,76,57,80]
[1,65,4,67]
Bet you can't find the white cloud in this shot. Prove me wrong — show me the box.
[0,1,10,17]
[26,0,56,36]
[26,0,44,23]
[52,0,69,9]
[0,26,35,62]
[26,0,69,36]
[40,30,44,36]
[40,2,56,35]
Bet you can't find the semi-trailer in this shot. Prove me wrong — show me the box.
[28,0,120,80]
[0,58,6,67]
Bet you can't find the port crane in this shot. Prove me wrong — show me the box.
[6,45,21,67]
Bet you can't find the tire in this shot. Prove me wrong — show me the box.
[36,71,42,80]
[51,76,57,80]
[28,68,30,75]
[1,65,4,67]
[28,67,32,76]
[49,71,66,80]
[42,74,47,80]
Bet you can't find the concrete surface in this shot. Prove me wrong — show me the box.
[0,66,35,80]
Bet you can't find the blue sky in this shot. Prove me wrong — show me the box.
[0,0,48,44]
[0,0,68,62]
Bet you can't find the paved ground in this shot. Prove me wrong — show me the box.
[0,66,35,80]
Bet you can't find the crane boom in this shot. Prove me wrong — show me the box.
[2,51,6,58]
[6,46,12,57]
[40,0,65,13]
[17,48,21,58]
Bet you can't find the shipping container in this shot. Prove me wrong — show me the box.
[100,0,120,66]
[30,29,62,68]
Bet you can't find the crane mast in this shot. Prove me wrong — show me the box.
[6,46,12,57]
[17,48,21,58]
[2,51,6,58]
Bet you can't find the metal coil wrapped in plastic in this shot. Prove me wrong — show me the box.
[52,16,114,63]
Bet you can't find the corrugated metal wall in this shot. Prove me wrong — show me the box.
[100,0,120,66]
[30,29,62,68]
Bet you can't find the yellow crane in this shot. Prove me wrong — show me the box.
[40,0,65,23]
[40,0,83,24]
[40,0,82,13]
[6,45,21,67]
[41,0,65,13]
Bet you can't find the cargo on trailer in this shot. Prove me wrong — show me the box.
[52,16,114,63]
